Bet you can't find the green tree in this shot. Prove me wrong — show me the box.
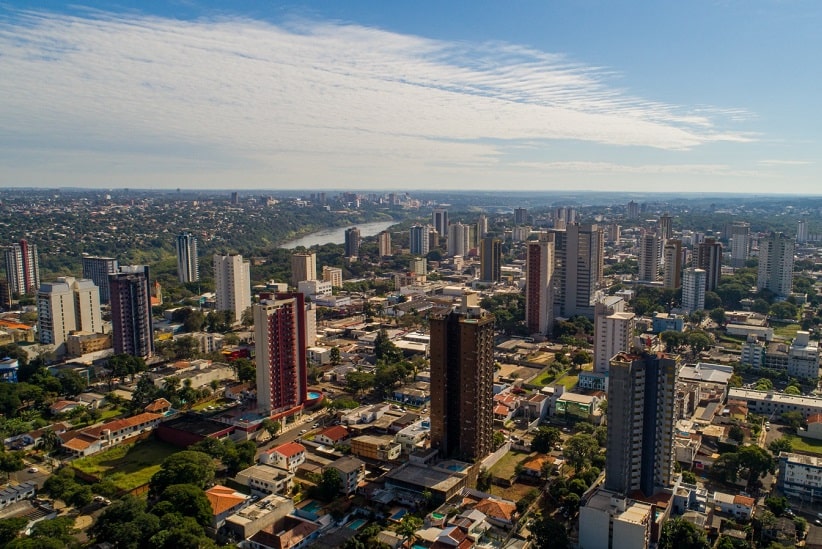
[91,496,162,549]
[330,346,341,365]
[658,517,710,549]
[397,515,423,539]
[529,514,570,549]
[709,308,726,326]
[764,496,788,516]
[682,470,697,484]
[530,426,561,453]
[57,369,88,396]
[152,484,213,528]
[768,437,792,456]
[0,517,26,546]
[781,410,804,431]
[345,370,375,396]
[737,444,775,490]
[728,424,745,443]
[0,450,24,479]
[232,358,256,383]
[262,419,281,437]
[149,451,215,497]
[563,433,599,472]
[687,332,712,355]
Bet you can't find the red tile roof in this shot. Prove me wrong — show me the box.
[319,425,349,442]
[206,485,248,516]
[271,441,306,458]
[733,494,755,507]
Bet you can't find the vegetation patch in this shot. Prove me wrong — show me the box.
[72,438,179,492]
[786,434,822,456]
[488,450,532,480]
[555,373,579,390]
[772,323,801,340]
[531,369,558,387]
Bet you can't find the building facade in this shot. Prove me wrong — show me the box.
[447,222,469,258]
[757,232,795,298]
[638,234,660,282]
[429,294,495,462]
[729,222,751,268]
[606,352,679,497]
[214,254,251,323]
[432,207,449,238]
[525,236,554,336]
[479,237,501,283]
[593,297,635,374]
[681,268,707,314]
[321,266,342,288]
[109,266,154,358]
[4,239,39,295]
[254,294,308,415]
[662,239,682,289]
[176,231,199,284]
[344,227,361,258]
[409,225,430,256]
[552,223,605,319]
[291,252,317,287]
[696,238,722,292]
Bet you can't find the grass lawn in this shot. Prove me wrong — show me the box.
[555,372,579,390]
[488,450,532,480]
[98,407,126,422]
[531,370,557,387]
[524,352,555,366]
[772,323,801,340]
[490,481,539,502]
[72,438,179,492]
[786,434,822,456]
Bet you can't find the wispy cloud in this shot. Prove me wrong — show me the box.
[758,159,813,166]
[0,8,754,187]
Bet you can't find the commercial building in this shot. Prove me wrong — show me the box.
[432,207,449,238]
[525,235,554,336]
[291,252,317,287]
[606,352,679,497]
[552,223,605,319]
[214,254,251,323]
[681,268,707,314]
[757,232,795,298]
[344,227,361,258]
[429,294,495,462]
[696,238,722,292]
[479,236,501,283]
[4,239,39,295]
[593,297,635,374]
[254,294,308,416]
[176,231,199,283]
[109,266,154,358]
[727,387,822,418]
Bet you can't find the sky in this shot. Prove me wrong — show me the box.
[0,1,820,194]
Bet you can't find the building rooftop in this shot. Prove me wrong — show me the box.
[385,463,466,493]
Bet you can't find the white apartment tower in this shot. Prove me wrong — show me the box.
[214,254,251,323]
[447,222,470,258]
[409,225,430,256]
[682,268,707,314]
[378,231,392,257]
[175,231,199,283]
[730,222,751,268]
[757,232,795,298]
[638,234,660,282]
[593,297,635,374]
[37,277,102,355]
[552,223,605,319]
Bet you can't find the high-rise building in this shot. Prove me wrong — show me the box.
[290,252,317,287]
[447,222,469,258]
[409,257,427,276]
[514,207,528,226]
[109,266,154,358]
[322,266,343,288]
[82,256,119,304]
[37,276,104,354]
[175,232,199,284]
[696,238,722,292]
[552,223,605,319]
[476,214,488,242]
[638,234,660,282]
[682,268,707,314]
[432,207,449,238]
[729,222,751,268]
[0,280,11,310]
[593,297,635,374]
[4,239,40,295]
[409,225,430,256]
[377,231,392,257]
[606,223,621,244]
[757,232,795,298]
[525,236,554,336]
[626,200,640,218]
[658,214,673,241]
[254,293,308,416]
[344,227,361,258]
[605,352,679,497]
[662,239,682,289]
[214,254,251,323]
[429,294,495,462]
[797,219,809,244]
[479,237,501,283]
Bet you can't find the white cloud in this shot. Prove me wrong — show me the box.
[0,9,755,188]
[757,159,813,166]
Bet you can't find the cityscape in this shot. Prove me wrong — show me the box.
[2,2,822,549]
[0,189,821,549]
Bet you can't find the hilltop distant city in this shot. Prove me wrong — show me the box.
[0,187,821,548]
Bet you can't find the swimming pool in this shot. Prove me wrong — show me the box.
[389,509,407,521]
[301,500,322,513]
[347,518,367,530]
[307,391,322,400]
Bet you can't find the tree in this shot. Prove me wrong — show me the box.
[728,424,745,443]
[768,437,792,456]
[315,467,342,501]
[769,301,798,320]
[130,373,161,412]
[704,291,722,310]
[529,514,569,549]
[682,470,697,484]
[530,427,561,453]
[709,308,726,326]
[152,484,213,528]
[661,331,686,352]
[149,451,215,497]
[571,349,592,368]
[658,517,710,549]
[91,496,162,549]
[0,450,24,479]
[29,516,77,546]
[330,346,341,365]
[764,496,789,516]
[492,431,506,449]
[262,419,281,437]
[737,444,775,490]
[345,370,375,396]
[781,410,804,431]
[0,517,26,546]
[374,329,403,363]
[563,433,600,472]
[57,369,87,396]
[476,468,492,491]
[397,515,423,539]
[687,332,712,355]
[232,358,256,383]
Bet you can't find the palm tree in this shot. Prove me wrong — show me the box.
[37,428,62,456]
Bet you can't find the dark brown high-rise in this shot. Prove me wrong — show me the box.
[429,295,495,462]
[696,237,722,292]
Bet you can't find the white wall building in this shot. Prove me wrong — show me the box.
[579,487,654,549]
[681,268,706,314]
[593,297,634,374]
[214,254,251,323]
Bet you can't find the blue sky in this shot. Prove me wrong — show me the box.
[1,1,819,193]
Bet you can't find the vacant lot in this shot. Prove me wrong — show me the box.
[72,438,179,492]
[786,434,822,456]
[772,323,801,340]
[489,450,532,480]
[555,372,579,390]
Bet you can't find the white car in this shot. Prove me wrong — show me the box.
[28,467,38,473]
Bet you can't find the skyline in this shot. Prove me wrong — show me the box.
[1,1,820,193]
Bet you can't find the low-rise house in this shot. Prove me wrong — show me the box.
[222,493,294,541]
[49,399,86,415]
[260,442,306,472]
[350,435,401,461]
[144,397,172,414]
[247,515,322,549]
[0,481,36,510]
[712,491,755,519]
[59,412,163,457]
[206,484,250,528]
[235,464,294,496]
[394,419,430,455]
[327,455,366,495]
[75,392,106,409]
[314,425,350,447]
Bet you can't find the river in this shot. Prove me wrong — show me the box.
[279,219,399,249]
